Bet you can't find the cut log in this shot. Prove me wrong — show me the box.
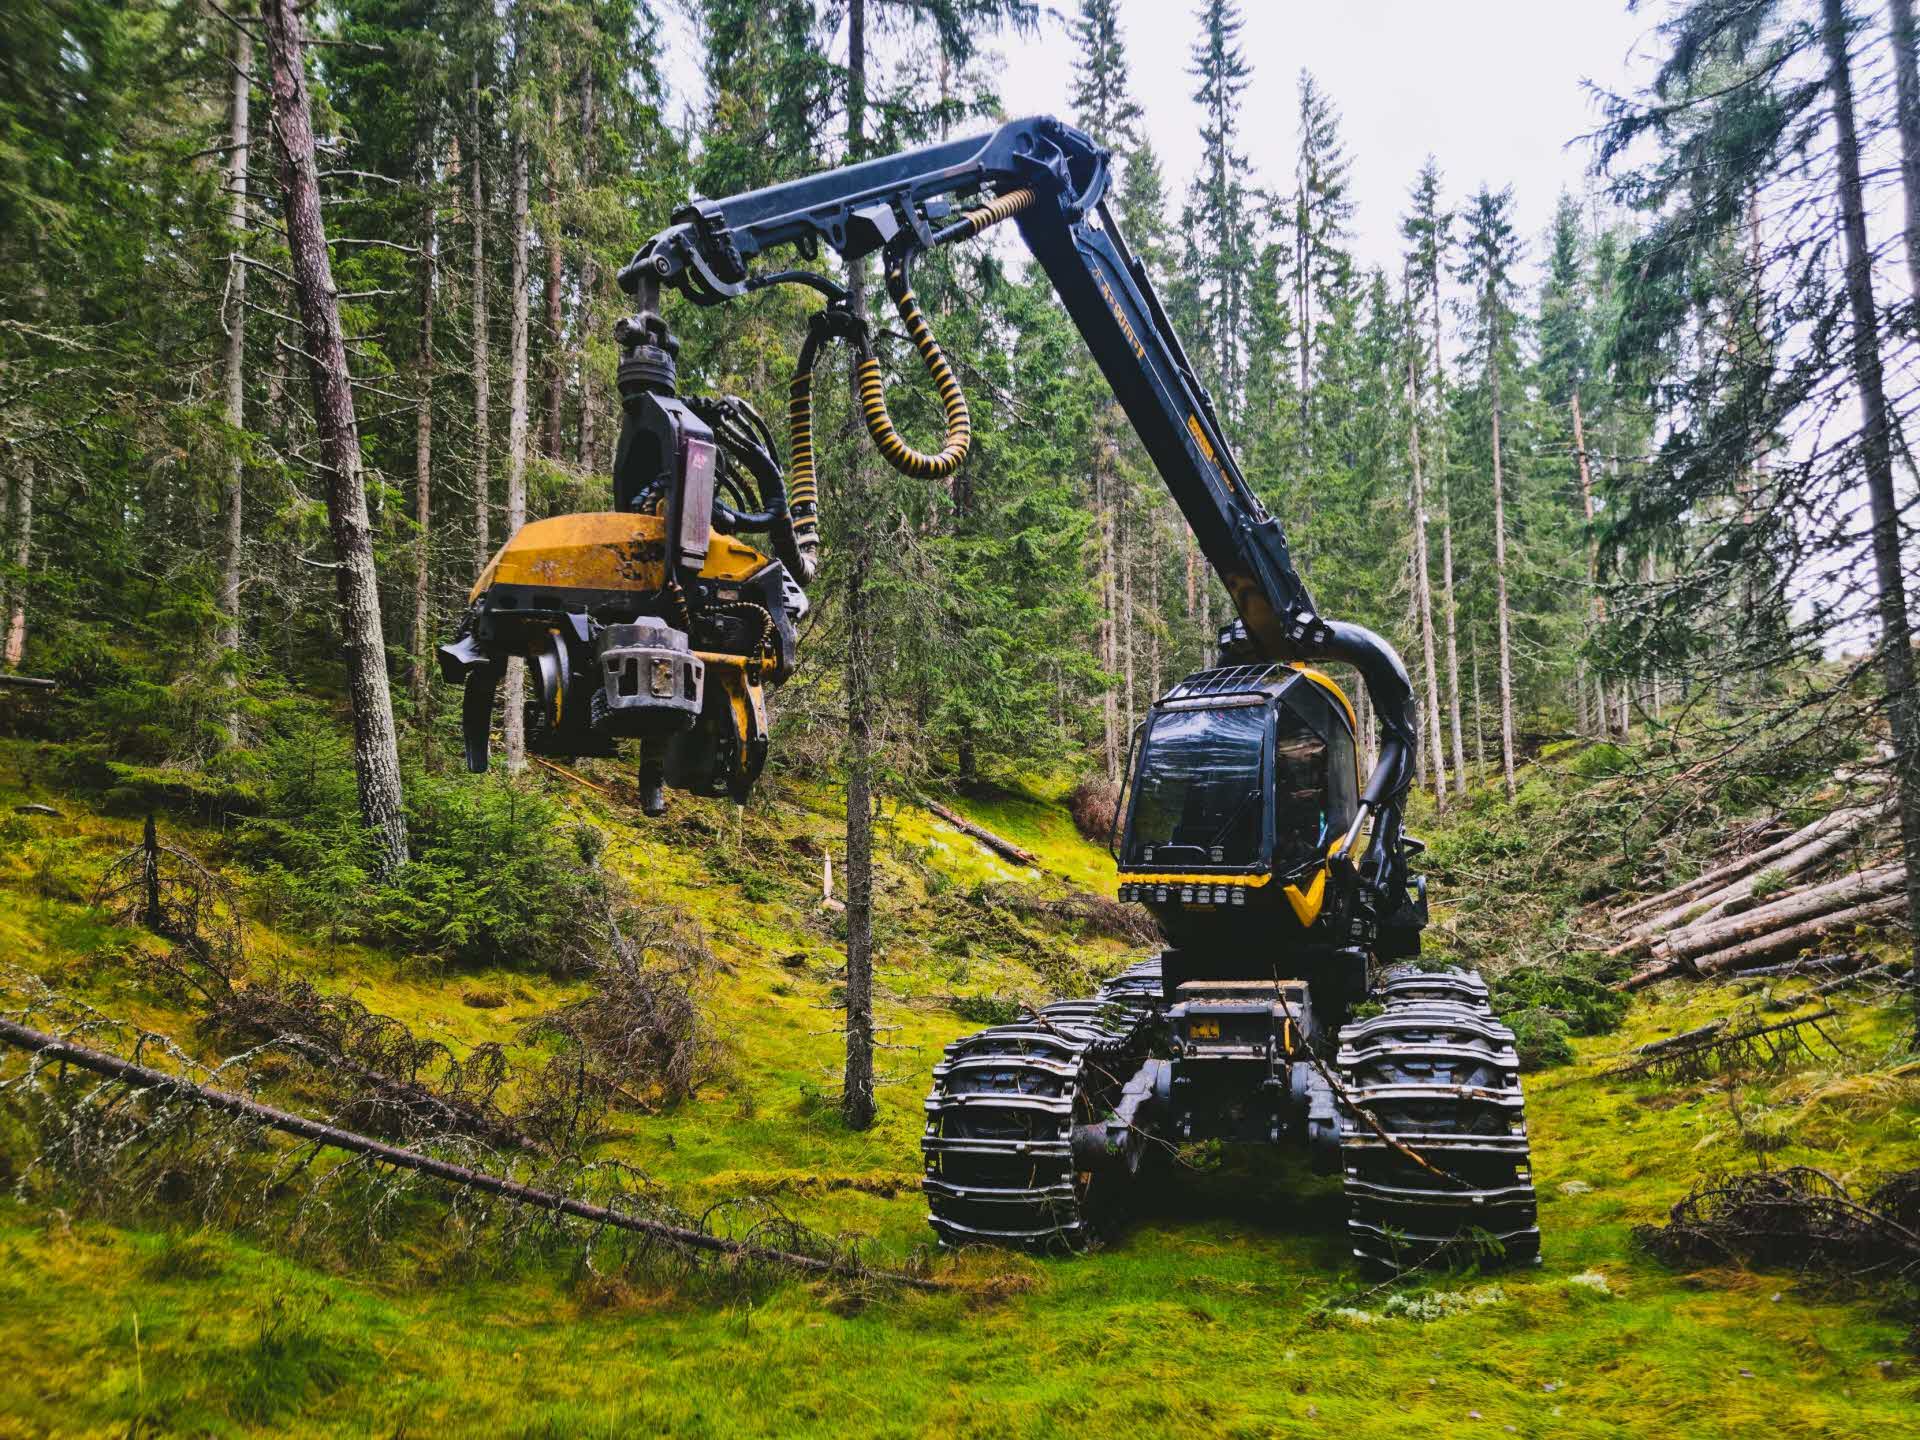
[1653,864,1906,965]
[1611,804,1887,957]
[924,800,1038,868]
[1633,1019,1726,1056]
[1692,893,1910,975]
[1623,956,1690,991]
[1613,801,1886,930]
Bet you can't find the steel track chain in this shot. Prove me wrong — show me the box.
[1334,966,1541,1270]
[920,959,1162,1251]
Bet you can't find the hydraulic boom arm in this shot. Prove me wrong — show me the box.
[622,115,1416,809]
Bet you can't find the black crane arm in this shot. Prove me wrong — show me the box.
[619,114,1416,815]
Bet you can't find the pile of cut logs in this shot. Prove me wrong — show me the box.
[1610,793,1909,990]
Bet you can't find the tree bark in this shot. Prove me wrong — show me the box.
[1692,893,1909,976]
[1890,0,1920,303]
[1823,0,1920,1033]
[3,462,32,669]
[501,122,531,770]
[218,12,252,745]
[1571,388,1603,739]
[1405,279,1446,811]
[574,65,598,472]
[541,116,565,459]
[260,0,408,872]
[1097,419,1119,780]
[411,165,437,737]
[1425,247,1468,793]
[1489,325,1517,798]
[469,72,491,574]
[841,0,876,1133]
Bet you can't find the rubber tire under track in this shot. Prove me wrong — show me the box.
[921,959,1161,1252]
[1335,966,1541,1270]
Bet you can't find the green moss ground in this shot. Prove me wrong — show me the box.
[0,736,1915,1437]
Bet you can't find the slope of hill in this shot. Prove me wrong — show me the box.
[0,734,1914,1437]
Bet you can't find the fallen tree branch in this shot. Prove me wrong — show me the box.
[924,800,1038,868]
[0,1018,940,1290]
[1607,1008,1840,1080]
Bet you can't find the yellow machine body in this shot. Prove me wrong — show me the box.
[469,511,774,605]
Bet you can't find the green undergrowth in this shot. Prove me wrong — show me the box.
[0,733,1916,1436]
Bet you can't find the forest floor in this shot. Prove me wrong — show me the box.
[0,732,1915,1438]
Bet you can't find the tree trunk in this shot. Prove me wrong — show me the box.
[260,0,408,872]
[1890,0,1920,303]
[541,119,565,459]
[1426,254,1468,794]
[3,462,32,669]
[841,0,876,1133]
[411,168,437,736]
[469,72,491,574]
[1489,333,1517,798]
[1471,632,1485,773]
[218,14,252,745]
[575,66,598,473]
[501,124,532,770]
[1405,283,1446,811]
[1823,0,1920,1033]
[1571,389,1604,738]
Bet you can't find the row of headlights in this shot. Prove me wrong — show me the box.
[1117,883,1249,906]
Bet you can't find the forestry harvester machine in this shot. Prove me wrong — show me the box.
[440,116,1539,1270]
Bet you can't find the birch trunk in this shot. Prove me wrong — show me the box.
[841,0,876,1132]
[219,14,252,744]
[260,0,408,871]
[501,126,531,770]
[469,74,491,573]
[1823,0,1920,1026]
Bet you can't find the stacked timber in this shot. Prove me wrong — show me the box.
[1607,791,1910,990]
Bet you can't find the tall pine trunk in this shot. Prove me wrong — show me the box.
[1427,250,1468,792]
[1489,330,1517,797]
[841,0,877,1133]
[218,14,252,744]
[1890,0,1920,302]
[411,169,437,737]
[575,66,598,470]
[3,464,31,669]
[1571,389,1603,737]
[1822,0,1920,1029]
[1406,280,1446,809]
[1097,423,1119,780]
[260,0,408,871]
[501,126,531,769]
[542,129,565,458]
[469,76,491,574]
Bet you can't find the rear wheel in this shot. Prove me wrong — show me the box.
[1334,967,1540,1271]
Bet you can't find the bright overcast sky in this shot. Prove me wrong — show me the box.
[660,1,1664,283]
[990,0,1660,278]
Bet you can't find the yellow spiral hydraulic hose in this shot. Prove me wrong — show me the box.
[784,187,1038,499]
